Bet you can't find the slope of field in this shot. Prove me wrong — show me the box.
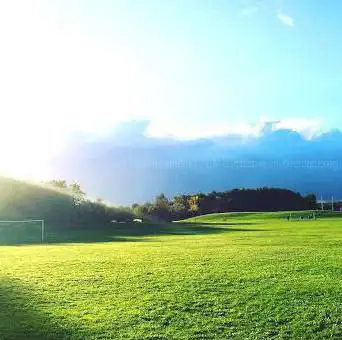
[182,210,342,223]
[1,213,342,339]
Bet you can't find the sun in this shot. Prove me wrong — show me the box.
[0,123,63,181]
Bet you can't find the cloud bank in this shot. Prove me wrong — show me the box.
[51,119,342,204]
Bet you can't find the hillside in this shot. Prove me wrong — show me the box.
[0,176,73,222]
[0,176,132,227]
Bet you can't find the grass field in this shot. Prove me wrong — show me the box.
[1,212,342,339]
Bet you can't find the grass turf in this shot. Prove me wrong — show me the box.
[1,212,342,339]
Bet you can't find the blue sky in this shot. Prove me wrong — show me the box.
[53,0,342,129]
[1,0,342,179]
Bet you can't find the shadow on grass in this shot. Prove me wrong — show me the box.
[0,278,80,340]
[0,222,263,246]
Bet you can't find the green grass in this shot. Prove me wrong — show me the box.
[1,212,342,339]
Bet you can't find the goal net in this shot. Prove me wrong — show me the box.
[0,220,45,244]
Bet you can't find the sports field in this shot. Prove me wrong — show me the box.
[1,212,342,339]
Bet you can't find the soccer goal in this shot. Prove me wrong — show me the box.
[0,219,46,244]
[286,211,317,221]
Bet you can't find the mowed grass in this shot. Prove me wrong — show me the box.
[1,213,342,339]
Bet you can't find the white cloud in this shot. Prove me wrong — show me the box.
[147,118,323,140]
[274,118,322,139]
[147,120,262,140]
[277,12,295,27]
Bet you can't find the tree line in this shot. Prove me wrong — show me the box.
[0,177,317,226]
[132,188,317,221]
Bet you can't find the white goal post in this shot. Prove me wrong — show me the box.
[0,219,45,242]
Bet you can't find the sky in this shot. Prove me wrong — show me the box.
[1,0,342,181]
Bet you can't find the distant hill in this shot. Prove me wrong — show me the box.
[0,177,73,222]
[0,177,133,226]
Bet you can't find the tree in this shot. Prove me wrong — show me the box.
[132,204,146,219]
[188,195,201,214]
[68,182,86,206]
[305,193,317,210]
[171,195,190,219]
[46,180,86,206]
[152,193,171,221]
[46,180,68,190]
